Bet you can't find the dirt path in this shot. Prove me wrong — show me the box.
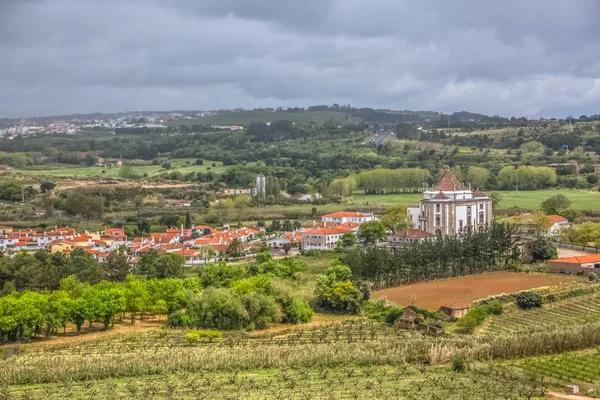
[19,317,163,348]
[373,272,585,310]
[549,391,593,399]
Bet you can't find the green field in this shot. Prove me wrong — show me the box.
[349,189,600,210]
[170,110,354,126]
[10,159,238,178]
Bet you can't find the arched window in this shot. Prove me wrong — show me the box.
[479,212,485,224]
[435,229,442,237]
[436,203,440,212]
[435,215,441,226]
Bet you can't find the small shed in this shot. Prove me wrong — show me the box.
[395,308,424,329]
[440,304,471,319]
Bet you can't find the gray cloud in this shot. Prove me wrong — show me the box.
[1,0,600,118]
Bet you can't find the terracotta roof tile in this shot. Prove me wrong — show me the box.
[432,191,448,200]
[433,170,467,191]
[473,189,486,197]
[548,254,600,264]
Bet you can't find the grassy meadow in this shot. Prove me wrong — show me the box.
[10,159,237,178]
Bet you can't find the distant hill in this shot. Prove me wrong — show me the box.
[169,110,355,126]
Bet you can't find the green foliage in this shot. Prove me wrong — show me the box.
[451,357,467,373]
[282,298,313,324]
[524,236,558,263]
[516,291,543,310]
[362,299,404,323]
[136,250,185,279]
[455,301,503,334]
[62,191,105,219]
[357,221,387,244]
[199,262,247,287]
[184,329,222,343]
[337,232,357,248]
[540,194,572,216]
[166,310,191,328]
[231,275,272,296]
[315,261,363,314]
[344,223,520,287]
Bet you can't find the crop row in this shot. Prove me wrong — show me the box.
[3,365,549,400]
[519,352,600,384]
[480,293,600,336]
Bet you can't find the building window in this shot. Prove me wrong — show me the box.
[435,215,441,226]
[467,206,471,215]
[479,212,484,224]
[459,220,463,232]
[479,203,484,210]
[436,203,440,212]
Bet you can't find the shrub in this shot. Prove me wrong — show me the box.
[452,357,467,373]
[187,288,249,330]
[240,292,281,329]
[284,298,313,324]
[516,291,543,310]
[184,329,222,343]
[455,301,502,333]
[167,310,191,328]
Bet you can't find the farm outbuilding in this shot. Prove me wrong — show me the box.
[546,254,600,276]
[440,305,470,319]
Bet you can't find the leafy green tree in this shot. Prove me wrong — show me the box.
[184,212,192,229]
[93,283,126,330]
[104,251,131,282]
[357,221,387,245]
[233,195,252,224]
[524,236,558,263]
[228,238,244,258]
[187,288,249,330]
[540,194,571,216]
[337,232,357,248]
[380,206,411,233]
[124,275,149,323]
[315,261,362,314]
[39,181,56,193]
[467,166,490,189]
[159,214,180,228]
[136,218,151,236]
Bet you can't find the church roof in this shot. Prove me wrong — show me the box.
[432,191,448,200]
[473,189,487,198]
[433,169,467,191]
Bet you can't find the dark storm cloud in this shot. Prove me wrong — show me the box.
[1,0,600,118]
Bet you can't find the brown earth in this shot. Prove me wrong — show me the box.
[373,272,585,310]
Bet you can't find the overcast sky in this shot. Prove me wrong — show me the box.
[2,0,600,118]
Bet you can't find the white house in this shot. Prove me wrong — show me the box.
[321,211,376,225]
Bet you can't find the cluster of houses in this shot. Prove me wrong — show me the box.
[0,224,263,265]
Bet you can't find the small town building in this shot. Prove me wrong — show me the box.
[408,169,493,236]
[321,211,376,224]
[546,254,600,276]
[388,229,433,247]
[0,225,13,235]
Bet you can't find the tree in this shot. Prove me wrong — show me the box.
[39,181,56,193]
[214,198,234,225]
[467,166,490,189]
[282,220,293,232]
[161,162,171,169]
[119,166,138,179]
[489,192,502,212]
[380,206,411,233]
[282,243,292,255]
[315,261,363,314]
[184,212,192,229]
[228,238,244,259]
[337,232,357,248]
[104,251,131,282]
[311,207,318,220]
[159,214,180,228]
[124,275,149,323]
[136,218,151,236]
[357,221,387,245]
[524,236,558,263]
[233,195,252,224]
[540,194,571,216]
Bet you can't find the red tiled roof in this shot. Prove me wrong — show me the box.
[548,254,600,264]
[473,189,487,198]
[433,169,466,191]
[105,228,124,232]
[323,211,368,218]
[548,215,568,224]
[302,226,355,235]
[432,191,448,200]
[391,229,433,239]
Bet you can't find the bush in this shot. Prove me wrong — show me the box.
[184,329,222,343]
[167,310,191,328]
[516,291,542,310]
[362,299,404,324]
[284,298,313,324]
[240,292,281,329]
[452,357,467,373]
[455,301,502,334]
[187,288,249,330]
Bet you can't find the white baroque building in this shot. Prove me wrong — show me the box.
[408,169,493,236]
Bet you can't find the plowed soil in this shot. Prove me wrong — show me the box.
[373,272,585,310]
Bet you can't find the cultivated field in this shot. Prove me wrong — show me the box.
[480,290,600,337]
[9,159,236,178]
[349,189,600,210]
[373,272,585,310]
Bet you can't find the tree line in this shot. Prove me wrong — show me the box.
[343,223,521,288]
